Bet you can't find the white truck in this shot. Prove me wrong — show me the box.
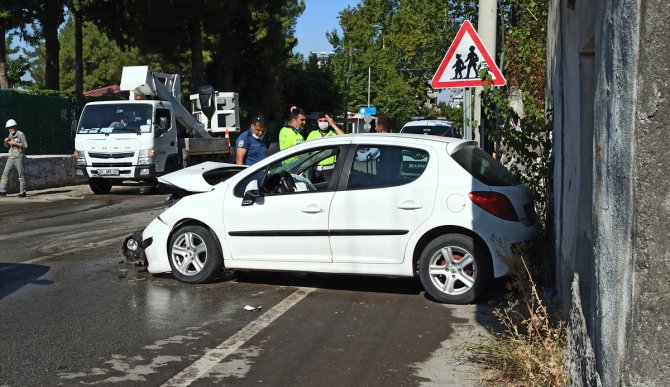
[73,66,240,194]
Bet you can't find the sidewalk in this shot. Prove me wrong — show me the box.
[0,184,92,203]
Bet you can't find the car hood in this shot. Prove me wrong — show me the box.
[158,161,245,193]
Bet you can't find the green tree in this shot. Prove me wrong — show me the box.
[30,0,65,90]
[328,0,471,127]
[6,36,31,88]
[0,0,35,88]
[29,16,156,93]
[283,53,341,115]
[203,0,305,120]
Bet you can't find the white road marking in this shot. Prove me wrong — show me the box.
[162,287,315,387]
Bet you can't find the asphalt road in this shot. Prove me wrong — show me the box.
[0,185,493,386]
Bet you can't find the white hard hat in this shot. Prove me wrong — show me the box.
[5,119,17,128]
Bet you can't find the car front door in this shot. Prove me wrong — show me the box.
[223,145,346,263]
[329,144,437,264]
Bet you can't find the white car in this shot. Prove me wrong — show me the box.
[142,134,536,304]
[400,119,457,138]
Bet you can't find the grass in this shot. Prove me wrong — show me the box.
[470,254,567,386]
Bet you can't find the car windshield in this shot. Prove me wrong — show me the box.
[402,125,453,137]
[77,104,153,134]
[451,145,519,186]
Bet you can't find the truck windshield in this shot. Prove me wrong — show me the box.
[77,104,153,134]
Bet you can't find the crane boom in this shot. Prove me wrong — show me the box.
[120,66,211,138]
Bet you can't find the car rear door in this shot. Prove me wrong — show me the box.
[329,142,438,264]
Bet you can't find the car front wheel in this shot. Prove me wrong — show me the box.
[418,234,491,304]
[168,225,223,283]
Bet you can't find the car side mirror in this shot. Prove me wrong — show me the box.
[242,180,260,206]
[70,119,78,139]
[155,117,168,137]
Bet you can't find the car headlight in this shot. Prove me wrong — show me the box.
[138,149,155,165]
[74,150,86,166]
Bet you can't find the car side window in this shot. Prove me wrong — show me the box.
[347,145,429,189]
[233,146,341,197]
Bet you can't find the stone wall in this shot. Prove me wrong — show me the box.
[0,155,86,193]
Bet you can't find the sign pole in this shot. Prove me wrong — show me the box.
[461,87,468,138]
[367,67,371,106]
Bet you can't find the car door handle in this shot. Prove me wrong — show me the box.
[397,200,422,210]
[301,205,325,214]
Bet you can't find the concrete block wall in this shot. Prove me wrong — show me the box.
[0,155,86,193]
[550,0,670,384]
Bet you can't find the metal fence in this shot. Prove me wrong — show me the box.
[0,90,78,155]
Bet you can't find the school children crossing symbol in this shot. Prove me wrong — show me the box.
[431,20,505,89]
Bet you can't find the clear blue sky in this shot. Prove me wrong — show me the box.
[294,0,360,56]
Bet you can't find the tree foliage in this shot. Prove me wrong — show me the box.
[0,0,36,88]
[327,0,477,128]
[478,0,552,277]
[283,53,341,115]
[36,16,156,93]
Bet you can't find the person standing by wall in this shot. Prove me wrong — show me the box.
[0,119,28,197]
[279,107,307,151]
[306,113,345,182]
[235,115,267,166]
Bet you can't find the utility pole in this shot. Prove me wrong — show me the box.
[474,0,497,146]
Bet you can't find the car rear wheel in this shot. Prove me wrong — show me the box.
[168,225,222,283]
[418,234,491,304]
[89,178,112,194]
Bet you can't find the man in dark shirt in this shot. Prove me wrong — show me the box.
[235,115,267,166]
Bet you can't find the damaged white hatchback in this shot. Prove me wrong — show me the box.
[141,134,537,304]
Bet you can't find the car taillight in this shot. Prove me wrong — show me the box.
[468,191,519,221]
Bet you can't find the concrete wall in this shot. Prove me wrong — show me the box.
[549,0,670,385]
[547,0,601,383]
[0,155,86,193]
[628,0,670,383]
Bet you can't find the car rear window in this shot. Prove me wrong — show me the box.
[401,125,453,137]
[451,145,518,186]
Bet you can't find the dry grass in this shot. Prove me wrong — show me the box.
[470,255,566,386]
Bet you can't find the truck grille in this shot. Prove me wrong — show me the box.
[92,162,133,167]
[88,152,135,159]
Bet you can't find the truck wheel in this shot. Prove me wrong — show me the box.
[168,225,223,283]
[418,234,492,304]
[165,157,180,174]
[89,178,112,194]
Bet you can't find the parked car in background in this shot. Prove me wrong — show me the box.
[141,133,536,304]
[400,119,459,138]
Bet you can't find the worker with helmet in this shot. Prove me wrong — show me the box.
[0,119,29,197]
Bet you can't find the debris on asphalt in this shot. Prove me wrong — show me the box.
[243,305,262,311]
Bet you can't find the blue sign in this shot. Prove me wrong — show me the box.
[358,106,377,116]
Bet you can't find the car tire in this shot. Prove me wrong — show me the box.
[418,234,491,304]
[168,225,223,283]
[89,178,112,194]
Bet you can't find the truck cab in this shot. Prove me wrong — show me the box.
[74,100,179,194]
[73,66,233,194]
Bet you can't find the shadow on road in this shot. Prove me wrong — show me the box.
[0,263,53,301]
[233,271,423,296]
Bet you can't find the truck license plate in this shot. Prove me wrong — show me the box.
[98,169,119,176]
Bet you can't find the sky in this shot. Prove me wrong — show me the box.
[293,0,361,56]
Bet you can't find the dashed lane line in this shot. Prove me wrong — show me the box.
[162,287,316,387]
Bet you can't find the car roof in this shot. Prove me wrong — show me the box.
[301,132,474,150]
[401,119,453,128]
